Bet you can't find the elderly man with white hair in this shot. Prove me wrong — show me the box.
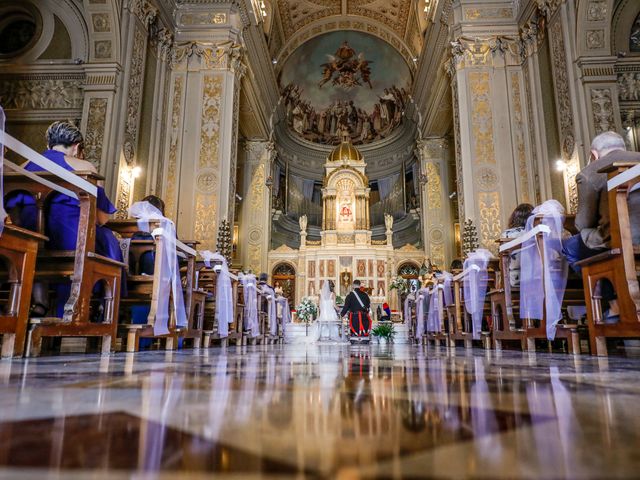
[562,131,640,321]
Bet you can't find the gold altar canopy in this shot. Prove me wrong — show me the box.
[322,139,371,246]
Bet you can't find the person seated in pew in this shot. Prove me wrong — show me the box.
[562,131,640,321]
[130,195,166,275]
[501,203,534,287]
[5,121,124,318]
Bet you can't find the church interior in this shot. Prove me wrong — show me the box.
[0,0,640,477]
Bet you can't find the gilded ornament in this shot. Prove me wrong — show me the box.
[84,98,108,168]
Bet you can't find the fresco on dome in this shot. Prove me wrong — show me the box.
[279,31,412,146]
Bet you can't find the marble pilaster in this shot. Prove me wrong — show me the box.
[239,140,275,273]
[416,138,452,269]
[448,1,537,252]
[162,5,245,250]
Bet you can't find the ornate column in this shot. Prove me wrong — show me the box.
[448,1,538,252]
[162,5,245,250]
[239,140,275,273]
[416,138,452,269]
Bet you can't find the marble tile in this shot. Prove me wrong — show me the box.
[0,345,639,478]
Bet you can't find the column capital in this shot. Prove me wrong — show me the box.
[416,138,449,162]
[126,0,158,28]
[170,41,246,75]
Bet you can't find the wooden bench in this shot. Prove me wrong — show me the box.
[107,219,201,352]
[577,162,640,356]
[450,262,496,349]
[198,263,244,347]
[0,223,47,357]
[4,171,125,356]
[491,221,581,353]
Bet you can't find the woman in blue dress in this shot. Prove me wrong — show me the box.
[5,121,124,318]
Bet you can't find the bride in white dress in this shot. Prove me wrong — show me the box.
[317,280,344,342]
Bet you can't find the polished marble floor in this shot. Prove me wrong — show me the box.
[0,345,640,479]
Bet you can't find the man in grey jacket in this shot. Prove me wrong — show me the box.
[562,131,640,319]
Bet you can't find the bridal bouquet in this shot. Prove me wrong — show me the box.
[390,276,410,296]
[296,297,318,323]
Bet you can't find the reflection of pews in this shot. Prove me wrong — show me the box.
[578,162,640,355]
[0,224,47,357]
[4,171,125,356]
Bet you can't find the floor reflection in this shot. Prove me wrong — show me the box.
[0,345,639,478]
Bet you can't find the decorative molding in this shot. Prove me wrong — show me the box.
[165,75,185,218]
[170,41,246,77]
[126,0,158,28]
[510,71,531,203]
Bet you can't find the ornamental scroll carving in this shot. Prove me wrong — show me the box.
[126,0,158,27]
[165,76,184,218]
[170,41,246,76]
[618,73,640,101]
[123,26,146,165]
[590,88,615,134]
[84,98,108,168]
[510,71,531,203]
[549,19,575,160]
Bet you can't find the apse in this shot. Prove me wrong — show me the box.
[278,31,413,146]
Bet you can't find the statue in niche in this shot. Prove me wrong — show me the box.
[299,214,308,234]
[384,213,394,232]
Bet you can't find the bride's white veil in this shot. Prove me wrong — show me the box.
[320,280,331,303]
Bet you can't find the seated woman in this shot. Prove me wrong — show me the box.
[5,121,123,317]
[130,195,166,275]
[501,203,534,287]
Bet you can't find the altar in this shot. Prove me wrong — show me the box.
[268,138,424,312]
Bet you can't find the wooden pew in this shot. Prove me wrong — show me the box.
[491,222,580,353]
[578,162,640,356]
[4,171,125,356]
[450,262,496,349]
[0,223,47,357]
[107,219,201,351]
[198,264,244,347]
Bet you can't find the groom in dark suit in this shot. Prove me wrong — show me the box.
[341,280,371,342]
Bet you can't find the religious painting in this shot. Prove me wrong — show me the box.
[377,280,385,296]
[328,259,336,277]
[336,178,356,231]
[308,260,316,278]
[308,280,316,296]
[357,259,366,277]
[340,270,352,296]
[279,31,412,146]
[319,259,325,277]
[377,260,385,276]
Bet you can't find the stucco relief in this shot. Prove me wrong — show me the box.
[84,98,108,168]
[425,162,442,211]
[478,191,502,252]
[165,75,184,218]
[510,71,531,203]
[549,19,575,160]
[0,78,84,110]
[469,71,496,165]
[122,26,146,165]
[590,88,615,134]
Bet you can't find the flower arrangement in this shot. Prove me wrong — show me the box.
[335,295,344,306]
[390,276,410,296]
[296,297,318,323]
[371,323,396,341]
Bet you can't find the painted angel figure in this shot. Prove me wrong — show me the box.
[319,55,339,88]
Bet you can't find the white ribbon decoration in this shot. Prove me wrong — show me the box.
[129,201,187,335]
[240,273,260,337]
[520,199,568,340]
[276,296,291,335]
[415,288,429,337]
[463,249,492,339]
[200,250,234,338]
[262,284,278,336]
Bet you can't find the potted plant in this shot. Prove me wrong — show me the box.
[371,322,396,345]
[296,297,318,336]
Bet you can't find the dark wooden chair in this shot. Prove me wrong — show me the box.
[0,223,47,357]
[577,162,640,356]
[4,171,125,356]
